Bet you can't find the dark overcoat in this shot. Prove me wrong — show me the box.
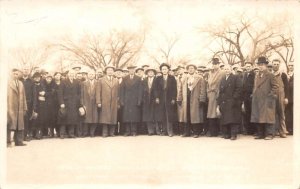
[44,81,56,125]
[153,75,177,122]
[120,75,142,123]
[251,70,279,124]
[53,82,63,124]
[217,74,243,125]
[58,78,81,125]
[7,79,27,130]
[96,77,119,125]
[20,77,34,114]
[32,82,48,128]
[242,71,255,102]
[141,77,156,122]
[81,80,98,124]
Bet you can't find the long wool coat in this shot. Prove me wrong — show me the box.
[153,75,178,122]
[32,81,48,128]
[251,70,279,124]
[120,75,142,123]
[96,77,119,125]
[58,78,81,125]
[176,74,185,123]
[141,77,156,122]
[177,74,206,124]
[81,80,98,124]
[217,74,243,125]
[7,79,27,130]
[206,69,225,118]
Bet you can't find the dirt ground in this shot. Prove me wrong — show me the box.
[4,135,294,189]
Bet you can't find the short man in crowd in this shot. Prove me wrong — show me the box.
[217,65,242,140]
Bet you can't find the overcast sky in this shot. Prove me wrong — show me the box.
[0,0,297,71]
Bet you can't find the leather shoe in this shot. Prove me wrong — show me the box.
[254,136,264,139]
[230,136,237,140]
[264,136,273,140]
[15,143,27,146]
[279,133,287,138]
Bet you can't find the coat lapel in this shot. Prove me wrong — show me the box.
[10,80,19,94]
[104,77,113,88]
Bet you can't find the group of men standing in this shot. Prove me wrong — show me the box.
[7,56,294,147]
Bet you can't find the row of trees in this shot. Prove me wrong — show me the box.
[11,12,294,74]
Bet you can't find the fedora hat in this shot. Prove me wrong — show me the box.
[135,67,144,73]
[127,64,137,69]
[145,67,157,75]
[186,63,197,70]
[159,63,170,70]
[256,56,269,64]
[211,58,220,65]
[104,65,116,73]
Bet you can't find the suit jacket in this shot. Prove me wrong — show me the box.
[242,71,255,102]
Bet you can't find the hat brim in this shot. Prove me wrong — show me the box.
[145,69,157,74]
[186,65,197,70]
[159,64,170,70]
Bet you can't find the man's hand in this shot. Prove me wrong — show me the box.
[39,91,45,96]
[171,100,175,105]
[284,98,288,105]
[38,96,45,101]
[155,98,160,104]
[60,104,65,108]
[241,103,245,113]
[97,104,102,108]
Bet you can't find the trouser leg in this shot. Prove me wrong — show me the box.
[265,123,274,137]
[109,125,116,136]
[155,122,162,135]
[14,130,24,144]
[285,103,293,134]
[230,124,239,138]
[131,123,137,136]
[68,124,75,137]
[255,123,264,138]
[82,123,89,137]
[23,113,30,140]
[192,123,200,136]
[124,123,130,136]
[183,123,190,136]
[209,118,219,136]
[102,124,108,137]
[147,122,155,135]
[7,128,11,145]
[89,123,97,137]
[60,125,66,138]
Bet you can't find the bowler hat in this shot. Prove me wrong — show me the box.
[32,72,41,78]
[256,56,269,64]
[159,63,170,70]
[211,58,220,65]
[135,67,144,73]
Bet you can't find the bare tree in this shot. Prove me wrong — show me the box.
[58,29,145,70]
[148,32,182,66]
[11,44,52,74]
[198,12,293,66]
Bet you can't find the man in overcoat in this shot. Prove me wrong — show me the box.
[96,66,119,137]
[242,62,256,135]
[58,69,82,138]
[141,67,157,135]
[286,61,294,135]
[154,63,177,137]
[206,58,225,136]
[272,59,289,138]
[120,65,142,136]
[7,69,28,146]
[20,66,34,141]
[176,65,186,135]
[251,57,279,140]
[217,65,243,140]
[81,70,98,137]
[177,64,206,137]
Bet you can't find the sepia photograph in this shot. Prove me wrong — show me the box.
[0,0,299,188]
